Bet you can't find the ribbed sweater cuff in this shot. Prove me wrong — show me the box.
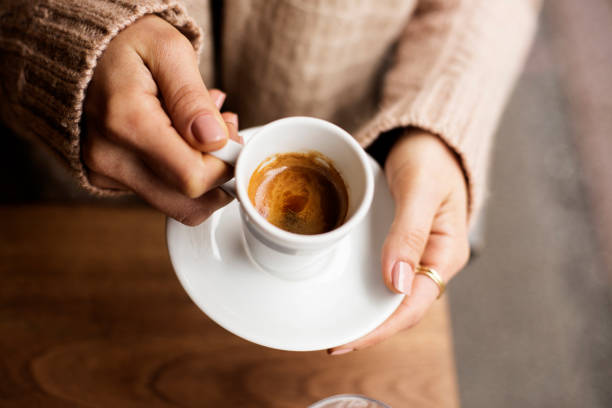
[355,1,538,222]
[3,0,203,196]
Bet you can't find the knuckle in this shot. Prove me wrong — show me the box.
[157,22,191,48]
[153,27,194,67]
[140,15,189,46]
[176,165,207,199]
[394,227,430,257]
[122,107,147,136]
[167,84,209,121]
[102,94,130,139]
[138,14,165,29]
[170,30,193,52]
[103,94,146,145]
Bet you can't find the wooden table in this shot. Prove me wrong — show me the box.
[0,205,459,407]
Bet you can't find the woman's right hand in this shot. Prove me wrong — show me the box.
[82,15,240,225]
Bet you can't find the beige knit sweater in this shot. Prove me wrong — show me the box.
[0,0,539,217]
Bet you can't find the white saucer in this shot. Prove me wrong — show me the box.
[166,127,403,351]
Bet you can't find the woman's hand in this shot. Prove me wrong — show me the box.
[329,128,470,354]
[82,15,240,226]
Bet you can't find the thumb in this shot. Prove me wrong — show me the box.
[381,185,438,295]
[140,20,228,152]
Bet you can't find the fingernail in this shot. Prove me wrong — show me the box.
[191,115,226,146]
[213,92,226,109]
[225,112,238,128]
[329,348,353,356]
[392,261,412,295]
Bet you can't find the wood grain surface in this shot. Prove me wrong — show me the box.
[0,205,459,407]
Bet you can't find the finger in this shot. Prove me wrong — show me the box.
[135,17,229,152]
[82,132,233,226]
[417,215,470,297]
[209,89,226,110]
[95,92,232,198]
[84,18,232,198]
[84,39,232,198]
[381,174,439,295]
[329,227,469,354]
[328,280,434,354]
[221,111,238,129]
[221,112,243,144]
[88,171,129,191]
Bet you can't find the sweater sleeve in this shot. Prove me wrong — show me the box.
[0,0,203,195]
[355,0,540,220]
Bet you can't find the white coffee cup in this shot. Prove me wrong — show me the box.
[209,116,374,280]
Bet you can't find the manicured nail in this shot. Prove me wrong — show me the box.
[191,115,226,146]
[392,261,412,295]
[213,92,226,109]
[329,348,353,356]
[225,112,238,128]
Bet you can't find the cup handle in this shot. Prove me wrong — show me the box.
[207,137,244,198]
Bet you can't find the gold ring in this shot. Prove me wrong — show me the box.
[416,265,446,299]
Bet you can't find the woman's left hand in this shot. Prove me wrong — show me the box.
[329,128,471,354]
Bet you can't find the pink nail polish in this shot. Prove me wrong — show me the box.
[213,92,226,109]
[392,261,412,295]
[191,114,226,146]
[227,112,238,128]
[329,348,353,356]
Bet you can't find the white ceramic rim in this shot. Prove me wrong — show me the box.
[308,394,391,408]
[234,116,374,247]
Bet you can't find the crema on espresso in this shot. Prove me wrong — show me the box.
[247,152,348,235]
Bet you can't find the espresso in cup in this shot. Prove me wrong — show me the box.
[247,152,348,235]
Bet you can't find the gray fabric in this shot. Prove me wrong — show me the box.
[450,5,612,406]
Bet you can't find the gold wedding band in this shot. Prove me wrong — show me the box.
[416,265,446,299]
